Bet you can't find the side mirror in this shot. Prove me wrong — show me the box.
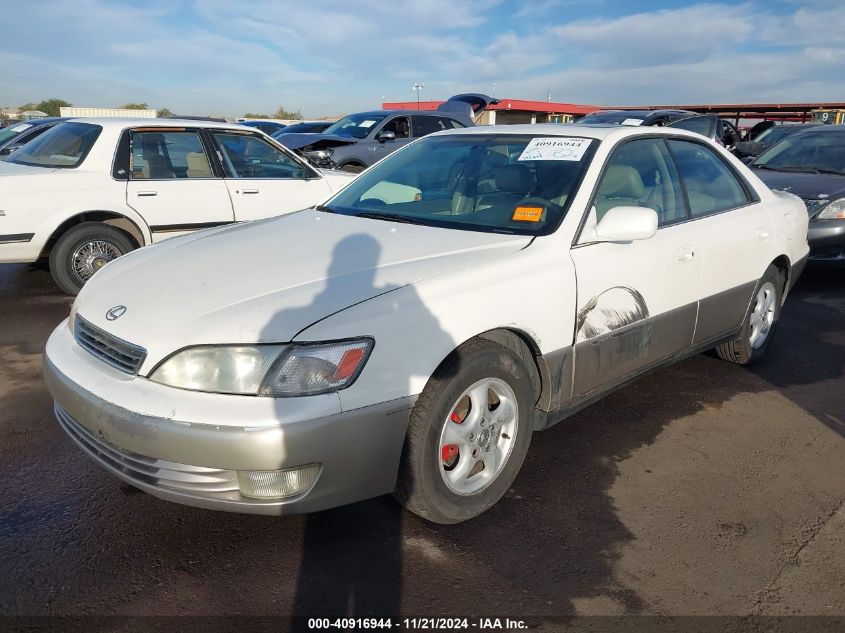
[595,206,658,242]
[377,130,396,143]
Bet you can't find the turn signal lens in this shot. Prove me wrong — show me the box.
[237,464,320,499]
[817,198,845,220]
[259,339,373,397]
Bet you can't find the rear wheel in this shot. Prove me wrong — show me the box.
[716,265,784,364]
[395,339,534,524]
[49,222,135,295]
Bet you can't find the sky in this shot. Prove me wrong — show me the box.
[2,0,843,118]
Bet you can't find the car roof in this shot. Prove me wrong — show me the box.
[55,118,257,132]
[429,123,705,142]
[791,124,845,134]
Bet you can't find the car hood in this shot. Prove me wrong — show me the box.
[754,168,845,201]
[275,133,356,151]
[76,210,531,368]
[0,161,58,176]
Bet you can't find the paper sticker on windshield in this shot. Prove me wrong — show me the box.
[622,118,643,126]
[513,206,544,222]
[359,120,376,128]
[10,123,32,132]
[517,137,590,162]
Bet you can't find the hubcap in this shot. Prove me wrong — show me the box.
[439,378,518,496]
[71,240,123,282]
[748,281,776,349]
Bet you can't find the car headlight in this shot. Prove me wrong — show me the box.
[817,198,845,220]
[149,339,373,397]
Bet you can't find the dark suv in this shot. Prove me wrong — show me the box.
[276,94,496,172]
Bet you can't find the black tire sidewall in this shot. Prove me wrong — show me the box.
[409,344,534,523]
[49,223,134,295]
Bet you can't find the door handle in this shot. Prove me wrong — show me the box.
[136,191,157,197]
[241,189,259,194]
[676,245,695,263]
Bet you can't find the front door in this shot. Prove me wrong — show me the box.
[365,116,413,163]
[569,137,701,399]
[125,128,234,242]
[209,130,332,222]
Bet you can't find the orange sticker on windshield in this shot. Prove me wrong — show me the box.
[512,206,543,222]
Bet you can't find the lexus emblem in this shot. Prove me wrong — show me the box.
[106,305,127,321]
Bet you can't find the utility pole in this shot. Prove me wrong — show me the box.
[412,82,425,107]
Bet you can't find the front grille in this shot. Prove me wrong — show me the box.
[55,404,240,496]
[802,198,828,218]
[73,315,147,374]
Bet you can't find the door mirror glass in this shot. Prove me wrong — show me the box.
[377,130,396,143]
[595,206,658,242]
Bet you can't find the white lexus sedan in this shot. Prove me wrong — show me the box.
[0,118,354,293]
[44,124,809,523]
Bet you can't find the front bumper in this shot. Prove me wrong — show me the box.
[44,322,414,515]
[808,219,845,261]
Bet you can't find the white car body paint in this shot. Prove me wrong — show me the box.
[44,123,810,516]
[0,118,354,261]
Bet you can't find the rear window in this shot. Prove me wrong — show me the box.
[7,122,102,169]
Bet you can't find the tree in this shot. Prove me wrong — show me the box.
[18,102,37,113]
[36,99,72,117]
[119,103,149,110]
[156,107,173,118]
[243,112,270,119]
[273,105,302,120]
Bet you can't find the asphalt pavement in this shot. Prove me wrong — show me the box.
[0,261,843,630]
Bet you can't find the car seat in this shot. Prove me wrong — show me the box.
[594,165,645,219]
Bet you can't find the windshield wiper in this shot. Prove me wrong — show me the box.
[355,212,429,225]
[808,166,845,176]
[313,204,338,213]
[754,164,818,173]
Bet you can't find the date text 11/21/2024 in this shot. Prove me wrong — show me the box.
[306,617,529,630]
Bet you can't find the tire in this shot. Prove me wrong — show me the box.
[340,162,365,174]
[716,265,784,365]
[395,338,535,524]
[49,222,135,295]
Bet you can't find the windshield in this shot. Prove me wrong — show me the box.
[7,122,102,168]
[754,131,845,175]
[0,123,33,147]
[754,126,798,146]
[324,134,596,236]
[578,112,645,126]
[322,114,387,139]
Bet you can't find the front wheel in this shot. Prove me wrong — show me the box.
[49,222,135,295]
[340,162,365,174]
[716,265,784,364]
[395,339,534,524]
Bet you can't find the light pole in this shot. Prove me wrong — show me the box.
[412,82,425,107]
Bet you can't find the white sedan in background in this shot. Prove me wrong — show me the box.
[45,124,808,523]
[0,118,354,293]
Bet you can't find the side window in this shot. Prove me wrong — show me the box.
[668,139,750,216]
[381,116,410,139]
[442,117,466,129]
[212,132,309,179]
[130,131,212,180]
[593,138,685,226]
[412,116,444,137]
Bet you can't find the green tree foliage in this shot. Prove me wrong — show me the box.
[36,99,72,116]
[119,103,150,110]
[243,106,303,120]
[156,107,173,118]
[17,102,37,112]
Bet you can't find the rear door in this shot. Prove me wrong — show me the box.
[665,137,773,346]
[569,137,701,399]
[209,129,332,222]
[125,128,235,242]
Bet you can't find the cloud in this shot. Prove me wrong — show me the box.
[1,0,843,117]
